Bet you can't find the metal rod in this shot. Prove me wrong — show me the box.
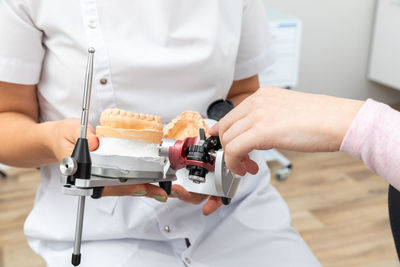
[72,48,95,266]
[80,47,95,139]
[73,196,86,255]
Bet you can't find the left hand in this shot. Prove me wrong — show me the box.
[170,185,223,216]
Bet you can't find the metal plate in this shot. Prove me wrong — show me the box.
[214,150,241,198]
[91,166,163,179]
[74,175,175,188]
[60,166,176,189]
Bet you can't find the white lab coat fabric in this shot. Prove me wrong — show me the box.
[0,0,321,266]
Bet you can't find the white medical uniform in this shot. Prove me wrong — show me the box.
[0,0,320,266]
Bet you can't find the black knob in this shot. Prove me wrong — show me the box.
[159,181,172,195]
[91,187,104,199]
[221,197,231,205]
[207,99,234,121]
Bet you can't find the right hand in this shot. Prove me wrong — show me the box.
[210,86,364,176]
[48,118,168,200]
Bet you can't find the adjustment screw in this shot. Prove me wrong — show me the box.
[60,157,77,176]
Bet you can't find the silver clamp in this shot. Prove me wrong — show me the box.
[62,185,94,197]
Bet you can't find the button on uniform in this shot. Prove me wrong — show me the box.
[164,225,171,233]
[100,78,108,85]
[88,20,97,29]
[184,257,191,265]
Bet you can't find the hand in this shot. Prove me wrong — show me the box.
[48,118,99,162]
[210,86,364,176]
[170,185,223,216]
[48,118,168,200]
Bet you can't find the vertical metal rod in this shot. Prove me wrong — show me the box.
[80,47,95,139]
[72,47,95,266]
[73,196,85,256]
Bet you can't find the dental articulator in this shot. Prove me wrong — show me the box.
[59,48,241,266]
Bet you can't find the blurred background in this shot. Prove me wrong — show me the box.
[263,0,400,103]
[261,0,400,265]
[1,0,400,266]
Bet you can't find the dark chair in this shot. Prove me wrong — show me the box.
[388,185,400,260]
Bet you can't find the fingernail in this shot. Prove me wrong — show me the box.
[171,191,179,197]
[154,195,167,202]
[133,190,147,196]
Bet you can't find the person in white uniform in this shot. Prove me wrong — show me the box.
[0,0,321,266]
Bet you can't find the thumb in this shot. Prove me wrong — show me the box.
[87,125,99,151]
[240,156,259,175]
[209,123,219,136]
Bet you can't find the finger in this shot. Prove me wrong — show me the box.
[66,125,81,144]
[65,121,96,144]
[220,116,252,148]
[88,124,96,135]
[86,124,99,150]
[208,122,220,136]
[103,183,168,200]
[171,184,208,204]
[87,133,99,151]
[224,129,262,175]
[216,97,253,138]
[209,123,219,136]
[202,196,223,216]
[240,155,259,175]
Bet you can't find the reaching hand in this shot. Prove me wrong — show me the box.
[210,86,364,176]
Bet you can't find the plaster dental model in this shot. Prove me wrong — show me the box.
[90,109,235,199]
[91,109,165,174]
[163,111,209,140]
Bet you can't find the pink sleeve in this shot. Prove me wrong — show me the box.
[340,99,400,190]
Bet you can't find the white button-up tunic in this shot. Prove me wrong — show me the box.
[0,0,320,266]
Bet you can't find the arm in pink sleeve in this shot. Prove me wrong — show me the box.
[340,99,400,190]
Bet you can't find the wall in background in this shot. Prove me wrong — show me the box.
[263,0,400,104]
